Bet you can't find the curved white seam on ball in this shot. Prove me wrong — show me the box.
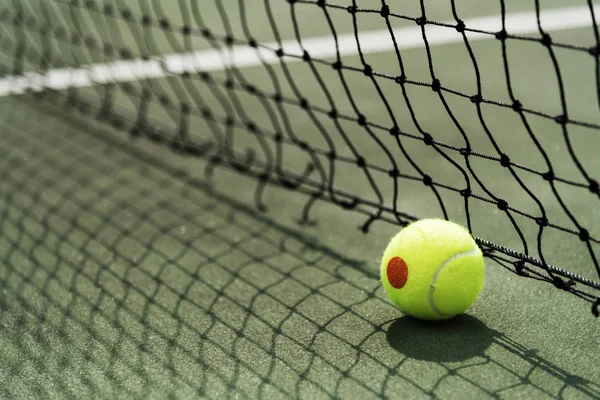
[428,247,480,317]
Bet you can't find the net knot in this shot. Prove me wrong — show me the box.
[535,217,548,227]
[541,33,552,47]
[514,261,526,276]
[121,82,133,93]
[542,171,554,181]
[552,276,574,290]
[388,169,400,178]
[588,179,599,194]
[423,133,433,145]
[197,72,209,82]
[455,20,465,33]
[497,199,508,211]
[395,75,406,85]
[554,114,567,125]
[380,5,390,18]
[495,30,508,40]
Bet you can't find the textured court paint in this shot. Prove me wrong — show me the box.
[0,5,597,96]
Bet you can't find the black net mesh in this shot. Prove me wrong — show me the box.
[0,0,599,317]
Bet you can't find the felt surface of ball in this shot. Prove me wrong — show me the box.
[380,219,485,320]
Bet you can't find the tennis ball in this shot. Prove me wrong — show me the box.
[380,219,485,320]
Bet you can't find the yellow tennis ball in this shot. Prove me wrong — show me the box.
[380,219,485,320]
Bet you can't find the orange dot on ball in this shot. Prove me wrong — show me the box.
[387,256,408,289]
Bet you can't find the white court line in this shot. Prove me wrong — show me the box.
[0,5,597,97]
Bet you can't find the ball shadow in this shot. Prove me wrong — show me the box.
[386,314,498,362]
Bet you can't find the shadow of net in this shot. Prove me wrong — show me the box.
[0,100,598,399]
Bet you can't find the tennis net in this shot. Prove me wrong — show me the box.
[0,0,599,315]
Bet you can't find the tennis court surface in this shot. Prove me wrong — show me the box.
[1,1,599,399]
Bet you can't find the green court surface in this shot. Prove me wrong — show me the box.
[1,1,600,399]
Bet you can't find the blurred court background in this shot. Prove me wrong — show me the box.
[1,1,599,399]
